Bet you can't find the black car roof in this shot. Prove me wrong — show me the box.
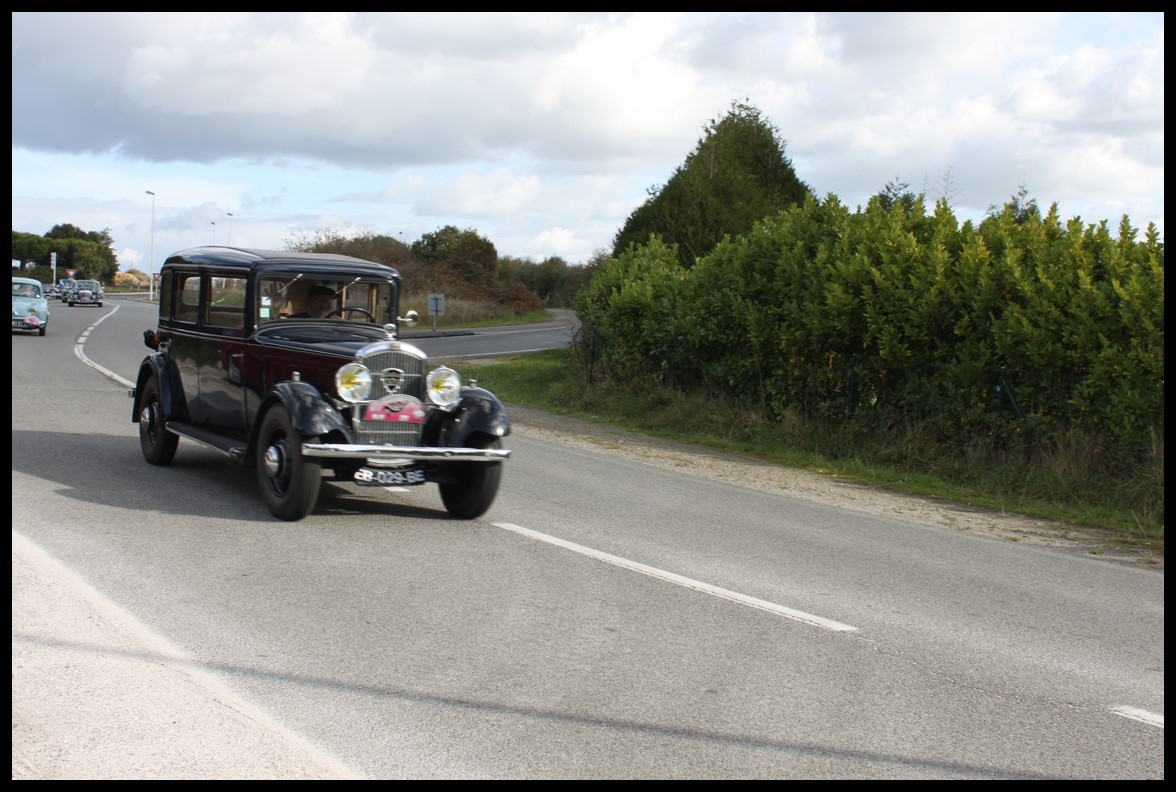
[163,246,400,280]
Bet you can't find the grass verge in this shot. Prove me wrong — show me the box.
[455,349,1164,559]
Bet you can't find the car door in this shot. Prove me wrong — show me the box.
[196,272,249,436]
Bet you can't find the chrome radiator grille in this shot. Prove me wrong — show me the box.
[353,347,428,446]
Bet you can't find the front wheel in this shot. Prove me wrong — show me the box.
[438,437,503,519]
[138,374,178,466]
[256,405,322,521]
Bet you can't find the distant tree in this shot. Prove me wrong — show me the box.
[987,184,1040,224]
[44,224,114,250]
[612,99,813,267]
[874,178,919,214]
[283,228,352,253]
[412,225,498,292]
[498,255,595,307]
[11,225,118,283]
[11,231,51,266]
[410,225,463,263]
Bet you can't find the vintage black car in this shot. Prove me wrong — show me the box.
[130,246,511,521]
[65,278,104,307]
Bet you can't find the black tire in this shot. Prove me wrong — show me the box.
[256,405,322,521]
[138,374,178,466]
[37,324,46,337]
[438,437,503,519]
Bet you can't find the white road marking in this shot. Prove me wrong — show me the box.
[1111,706,1164,728]
[493,522,858,633]
[73,305,135,388]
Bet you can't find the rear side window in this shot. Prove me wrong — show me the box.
[175,272,201,323]
[205,276,247,329]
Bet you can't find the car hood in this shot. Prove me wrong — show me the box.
[254,322,416,358]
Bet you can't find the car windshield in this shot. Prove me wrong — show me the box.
[12,283,41,298]
[258,276,396,325]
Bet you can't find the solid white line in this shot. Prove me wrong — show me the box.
[1111,706,1164,728]
[72,304,135,388]
[493,522,858,633]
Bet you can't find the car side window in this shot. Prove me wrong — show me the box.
[175,273,201,323]
[205,276,247,329]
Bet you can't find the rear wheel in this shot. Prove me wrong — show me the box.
[138,374,178,466]
[438,437,503,519]
[256,405,322,521]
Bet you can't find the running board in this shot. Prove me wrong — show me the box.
[166,422,248,458]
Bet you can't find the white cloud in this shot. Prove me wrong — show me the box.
[11,12,1164,269]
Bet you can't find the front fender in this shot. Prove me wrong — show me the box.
[132,354,188,424]
[429,387,511,447]
[269,380,353,439]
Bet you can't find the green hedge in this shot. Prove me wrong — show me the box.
[575,195,1164,462]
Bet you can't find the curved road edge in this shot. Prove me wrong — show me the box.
[11,528,364,780]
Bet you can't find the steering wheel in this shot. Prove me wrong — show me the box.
[327,306,375,321]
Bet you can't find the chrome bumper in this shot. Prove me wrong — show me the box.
[301,443,511,462]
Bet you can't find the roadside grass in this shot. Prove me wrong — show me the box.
[400,293,551,328]
[454,348,1164,558]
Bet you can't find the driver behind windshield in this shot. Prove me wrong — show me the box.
[292,284,336,318]
[263,280,338,319]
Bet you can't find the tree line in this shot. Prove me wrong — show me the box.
[11,220,596,313]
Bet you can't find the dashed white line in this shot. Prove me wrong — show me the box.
[493,522,858,633]
[1111,706,1164,728]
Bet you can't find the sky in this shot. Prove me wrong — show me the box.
[11,12,1165,276]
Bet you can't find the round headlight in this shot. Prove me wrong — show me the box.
[426,366,462,407]
[335,363,372,403]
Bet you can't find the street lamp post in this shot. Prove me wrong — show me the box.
[211,221,216,244]
[145,190,155,301]
[226,212,234,245]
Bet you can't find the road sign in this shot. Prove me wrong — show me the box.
[426,293,445,332]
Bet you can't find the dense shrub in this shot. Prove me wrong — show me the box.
[576,195,1164,477]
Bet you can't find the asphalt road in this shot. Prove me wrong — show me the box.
[11,297,1165,779]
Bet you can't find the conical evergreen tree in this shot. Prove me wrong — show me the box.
[612,99,813,268]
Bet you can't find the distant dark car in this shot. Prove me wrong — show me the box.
[65,279,104,307]
[12,277,49,336]
[129,246,511,521]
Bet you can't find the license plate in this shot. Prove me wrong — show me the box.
[354,467,427,486]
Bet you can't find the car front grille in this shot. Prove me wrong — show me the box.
[353,346,428,446]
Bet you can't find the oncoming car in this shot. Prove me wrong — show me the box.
[129,246,512,521]
[12,277,49,336]
[66,279,104,307]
